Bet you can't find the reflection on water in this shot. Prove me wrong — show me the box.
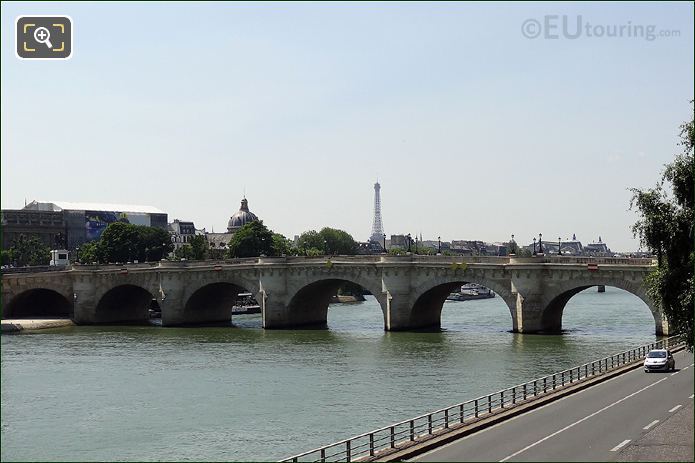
[1,287,658,461]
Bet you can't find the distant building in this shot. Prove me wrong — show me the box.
[390,234,409,249]
[2,200,167,251]
[168,219,201,251]
[207,197,259,257]
[584,236,612,256]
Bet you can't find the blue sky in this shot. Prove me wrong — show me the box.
[1,2,693,250]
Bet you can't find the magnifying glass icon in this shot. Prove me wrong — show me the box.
[33,27,53,49]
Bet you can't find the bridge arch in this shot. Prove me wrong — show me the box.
[183,280,257,325]
[539,278,667,335]
[95,284,154,324]
[409,272,516,331]
[284,274,387,329]
[3,288,73,319]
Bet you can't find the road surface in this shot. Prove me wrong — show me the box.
[411,350,694,462]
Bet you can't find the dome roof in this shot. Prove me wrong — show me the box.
[227,198,258,232]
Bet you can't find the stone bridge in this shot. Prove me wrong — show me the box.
[0,255,669,335]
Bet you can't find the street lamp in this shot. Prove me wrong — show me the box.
[558,236,562,256]
[407,233,412,253]
[415,236,418,254]
[538,233,543,254]
[533,237,537,255]
[438,236,441,254]
[510,234,515,255]
[383,233,386,253]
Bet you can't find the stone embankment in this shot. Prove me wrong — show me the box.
[1,318,74,333]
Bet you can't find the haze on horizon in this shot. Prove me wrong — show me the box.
[1,1,693,251]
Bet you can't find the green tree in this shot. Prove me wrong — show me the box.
[272,233,293,256]
[77,241,103,264]
[189,235,209,260]
[630,108,693,348]
[319,227,357,255]
[297,230,325,253]
[137,226,174,261]
[174,244,194,260]
[96,222,173,263]
[7,235,51,266]
[1,249,12,266]
[226,220,274,258]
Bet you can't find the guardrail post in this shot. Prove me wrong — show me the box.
[369,433,374,457]
[460,404,464,423]
[562,371,565,386]
[475,399,479,417]
[552,374,556,389]
[585,364,588,378]
[488,395,492,413]
[346,441,351,462]
[410,420,415,441]
[533,380,537,395]
[591,362,595,375]
[321,448,325,462]
[500,391,504,408]
[445,409,449,428]
[428,414,433,434]
[543,377,547,392]
[523,384,527,400]
[390,426,395,448]
[512,387,516,404]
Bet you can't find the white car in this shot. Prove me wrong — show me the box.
[644,349,675,372]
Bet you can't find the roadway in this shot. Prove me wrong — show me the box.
[411,350,694,462]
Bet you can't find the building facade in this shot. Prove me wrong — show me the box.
[2,200,168,251]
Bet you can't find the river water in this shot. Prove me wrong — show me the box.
[1,287,659,461]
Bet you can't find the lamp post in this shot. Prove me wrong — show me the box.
[383,233,386,253]
[407,233,412,253]
[438,236,441,254]
[415,236,418,254]
[510,234,515,255]
[558,236,562,256]
[538,233,543,254]
[533,237,537,255]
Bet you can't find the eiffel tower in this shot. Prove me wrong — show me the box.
[369,181,385,245]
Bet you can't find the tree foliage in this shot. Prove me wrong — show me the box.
[189,235,209,260]
[272,233,293,256]
[630,107,694,348]
[296,228,357,255]
[4,235,51,266]
[225,220,275,258]
[78,222,174,263]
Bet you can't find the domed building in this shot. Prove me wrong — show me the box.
[227,198,258,233]
[206,197,261,257]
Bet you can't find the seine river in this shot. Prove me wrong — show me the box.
[1,287,659,461]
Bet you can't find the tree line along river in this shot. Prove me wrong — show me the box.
[1,286,660,461]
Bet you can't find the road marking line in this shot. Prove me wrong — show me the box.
[643,420,659,430]
[671,371,679,376]
[414,351,690,462]
[610,439,631,452]
[689,394,694,399]
[669,405,682,413]
[499,376,669,462]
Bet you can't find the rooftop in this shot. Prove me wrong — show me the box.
[24,200,165,214]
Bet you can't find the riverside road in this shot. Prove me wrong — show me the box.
[412,350,694,462]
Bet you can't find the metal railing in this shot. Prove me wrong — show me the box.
[282,335,685,462]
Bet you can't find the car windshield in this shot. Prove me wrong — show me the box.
[647,351,667,358]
